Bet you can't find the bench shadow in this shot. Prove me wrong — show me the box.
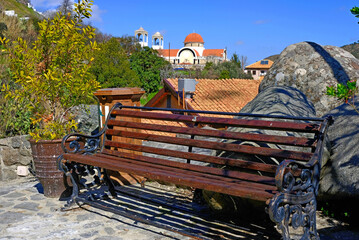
[76,183,281,240]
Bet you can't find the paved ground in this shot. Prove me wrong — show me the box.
[0,176,358,240]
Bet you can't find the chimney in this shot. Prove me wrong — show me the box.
[178,78,198,99]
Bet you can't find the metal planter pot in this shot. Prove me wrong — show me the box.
[30,139,66,198]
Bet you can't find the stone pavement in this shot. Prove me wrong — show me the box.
[0,176,358,240]
[0,177,193,240]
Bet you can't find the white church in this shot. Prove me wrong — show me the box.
[135,27,227,68]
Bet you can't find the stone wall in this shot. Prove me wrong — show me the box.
[0,135,32,181]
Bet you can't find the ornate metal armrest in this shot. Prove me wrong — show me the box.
[61,128,106,154]
[275,159,320,194]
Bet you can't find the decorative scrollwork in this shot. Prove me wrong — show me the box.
[268,159,320,239]
[61,131,104,154]
[269,196,318,240]
[275,160,319,193]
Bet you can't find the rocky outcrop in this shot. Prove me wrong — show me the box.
[320,97,359,200]
[74,105,100,135]
[259,42,359,117]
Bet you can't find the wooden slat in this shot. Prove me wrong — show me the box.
[103,141,279,173]
[107,120,316,147]
[101,149,276,186]
[96,153,276,192]
[63,153,275,201]
[111,110,321,132]
[105,129,313,161]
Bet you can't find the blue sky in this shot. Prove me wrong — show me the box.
[31,0,359,65]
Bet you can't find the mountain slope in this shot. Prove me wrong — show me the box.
[341,42,359,59]
[0,0,42,19]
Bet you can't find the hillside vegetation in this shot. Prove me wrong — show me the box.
[0,0,42,19]
[341,42,359,59]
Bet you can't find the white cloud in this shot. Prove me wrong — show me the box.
[31,0,62,10]
[89,4,105,23]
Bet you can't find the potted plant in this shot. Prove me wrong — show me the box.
[1,0,100,197]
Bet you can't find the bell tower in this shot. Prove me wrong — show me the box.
[152,32,164,50]
[134,27,148,48]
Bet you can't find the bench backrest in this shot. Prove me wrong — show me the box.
[100,105,331,178]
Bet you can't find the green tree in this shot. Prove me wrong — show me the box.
[130,47,169,93]
[230,52,241,69]
[90,37,140,88]
[219,69,230,79]
[116,35,141,55]
[1,0,100,140]
[203,61,252,79]
[351,6,359,23]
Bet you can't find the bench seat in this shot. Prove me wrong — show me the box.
[58,103,332,240]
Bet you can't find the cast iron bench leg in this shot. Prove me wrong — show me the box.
[58,157,80,210]
[268,160,320,240]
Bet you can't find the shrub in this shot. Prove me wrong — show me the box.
[1,0,100,141]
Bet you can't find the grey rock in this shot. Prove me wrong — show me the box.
[320,97,359,200]
[259,42,359,117]
[23,137,31,149]
[104,227,115,235]
[240,85,316,117]
[80,231,99,238]
[19,149,31,157]
[3,191,26,198]
[2,168,18,180]
[2,148,32,166]
[37,213,53,218]
[11,137,22,148]
[0,211,27,224]
[74,105,100,135]
[0,137,9,146]
[14,202,40,211]
[77,213,94,221]
[30,193,46,201]
[0,201,15,208]
[83,221,104,228]
[0,190,9,196]
[95,237,122,240]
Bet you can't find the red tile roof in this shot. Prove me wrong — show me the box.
[166,78,260,116]
[203,49,225,57]
[184,33,204,43]
[245,59,274,69]
[157,49,179,57]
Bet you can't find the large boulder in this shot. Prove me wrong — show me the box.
[259,42,359,117]
[74,105,100,135]
[320,97,359,201]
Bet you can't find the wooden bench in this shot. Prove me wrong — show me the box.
[58,103,332,240]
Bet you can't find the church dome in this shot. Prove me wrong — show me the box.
[184,33,204,43]
[153,31,163,37]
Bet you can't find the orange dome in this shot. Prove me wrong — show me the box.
[184,33,204,43]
